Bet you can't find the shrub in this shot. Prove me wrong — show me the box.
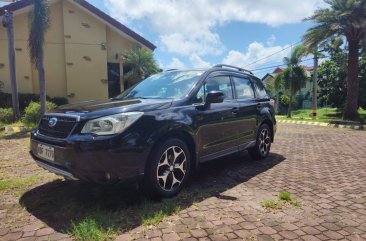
[0,92,68,111]
[23,101,57,127]
[0,108,14,124]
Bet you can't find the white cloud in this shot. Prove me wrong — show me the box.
[104,0,324,57]
[166,58,186,69]
[222,41,292,70]
[189,54,211,68]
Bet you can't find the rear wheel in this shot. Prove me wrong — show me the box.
[144,138,191,198]
[249,123,271,160]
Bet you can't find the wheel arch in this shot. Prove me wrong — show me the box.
[147,128,198,172]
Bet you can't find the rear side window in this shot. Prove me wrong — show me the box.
[252,78,269,99]
[232,77,255,99]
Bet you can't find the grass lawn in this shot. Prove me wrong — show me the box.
[276,108,366,123]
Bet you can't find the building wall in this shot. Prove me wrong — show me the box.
[0,10,33,94]
[62,0,108,102]
[0,0,151,103]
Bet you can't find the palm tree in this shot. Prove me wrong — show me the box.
[275,45,308,117]
[121,45,160,88]
[28,0,50,115]
[303,0,366,120]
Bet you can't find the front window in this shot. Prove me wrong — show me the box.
[195,76,233,103]
[117,71,204,100]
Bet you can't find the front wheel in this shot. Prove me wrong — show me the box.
[143,138,191,198]
[249,123,272,160]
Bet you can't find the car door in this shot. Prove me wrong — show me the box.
[193,74,240,161]
[232,75,258,148]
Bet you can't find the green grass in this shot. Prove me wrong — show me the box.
[0,175,44,191]
[278,191,292,201]
[262,192,301,210]
[70,211,118,241]
[276,108,366,123]
[141,199,181,226]
[261,199,281,209]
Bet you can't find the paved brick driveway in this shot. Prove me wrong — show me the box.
[1,123,366,241]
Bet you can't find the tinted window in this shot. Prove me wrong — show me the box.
[252,78,269,99]
[233,77,255,99]
[196,76,233,102]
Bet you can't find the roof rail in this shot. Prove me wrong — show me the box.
[166,69,178,72]
[213,64,253,75]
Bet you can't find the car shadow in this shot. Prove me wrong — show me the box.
[19,151,285,234]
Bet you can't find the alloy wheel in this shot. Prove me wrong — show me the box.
[156,146,187,191]
[259,128,271,156]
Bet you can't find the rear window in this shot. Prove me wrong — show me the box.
[252,78,269,99]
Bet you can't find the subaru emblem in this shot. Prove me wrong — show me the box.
[48,117,58,127]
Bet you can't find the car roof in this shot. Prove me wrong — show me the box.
[165,64,256,79]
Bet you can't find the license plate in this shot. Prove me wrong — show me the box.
[37,144,54,162]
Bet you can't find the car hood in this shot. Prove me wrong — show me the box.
[52,98,173,119]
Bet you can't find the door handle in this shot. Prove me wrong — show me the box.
[257,103,262,109]
[231,107,239,115]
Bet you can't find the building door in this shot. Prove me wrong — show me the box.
[107,63,121,98]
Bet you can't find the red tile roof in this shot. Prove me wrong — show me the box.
[0,0,156,50]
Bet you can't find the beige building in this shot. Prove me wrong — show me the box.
[0,0,156,102]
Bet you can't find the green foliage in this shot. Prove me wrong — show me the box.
[275,45,308,117]
[277,107,366,122]
[318,42,366,110]
[279,192,292,201]
[303,0,366,120]
[0,93,68,111]
[303,0,366,49]
[71,212,117,241]
[261,199,281,209]
[0,175,44,191]
[141,199,181,226]
[22,101,57,127]
[122,45,161,87]
[0,108,14,124]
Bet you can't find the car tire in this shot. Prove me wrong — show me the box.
[249,123,271,160]
[143,138,191,198]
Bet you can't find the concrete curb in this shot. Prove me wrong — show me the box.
[4,126,27,135]
[278,119,364,130]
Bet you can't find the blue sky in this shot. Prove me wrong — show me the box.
[1,0,326,78]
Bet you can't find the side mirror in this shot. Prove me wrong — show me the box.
[206,91,224,104]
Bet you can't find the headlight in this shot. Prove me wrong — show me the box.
[81,112,143,135]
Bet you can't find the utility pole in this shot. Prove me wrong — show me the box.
[2,10,20,120]
[312,48,319,120]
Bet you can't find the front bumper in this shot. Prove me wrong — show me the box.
[30,130,151,183]
[33,158,78,180]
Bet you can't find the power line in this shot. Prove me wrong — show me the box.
[244,40,303,68]
[250,55,329,73]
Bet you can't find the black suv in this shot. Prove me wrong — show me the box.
[30,64,276,197]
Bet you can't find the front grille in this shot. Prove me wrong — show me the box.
[38,115,78,138]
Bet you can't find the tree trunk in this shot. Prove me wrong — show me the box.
[287,93,292,118]
[312,52,318,120]
[343,38,360,120]
[37,47,46,115]
[3,12,20,120]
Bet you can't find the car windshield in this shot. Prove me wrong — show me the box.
[116,70,204,100]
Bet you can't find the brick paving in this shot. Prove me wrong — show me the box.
[1,123,366,240]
